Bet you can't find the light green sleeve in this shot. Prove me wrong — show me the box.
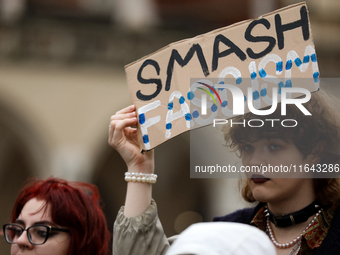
[113,199,170,255]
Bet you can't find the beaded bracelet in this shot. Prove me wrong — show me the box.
[124,172,158,184]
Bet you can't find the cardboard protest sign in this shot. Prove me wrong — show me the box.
[125,2,319,151]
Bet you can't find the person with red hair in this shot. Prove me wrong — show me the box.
[3,177,111,255]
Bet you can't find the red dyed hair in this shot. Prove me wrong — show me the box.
[10,177,111,255]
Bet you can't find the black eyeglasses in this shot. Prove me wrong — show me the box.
[3,223,70,245]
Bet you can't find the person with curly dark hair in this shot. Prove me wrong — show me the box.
[109,90,340,255]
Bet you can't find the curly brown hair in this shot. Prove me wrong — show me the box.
[222,90,340,207]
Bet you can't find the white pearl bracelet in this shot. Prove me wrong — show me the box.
[124,172,157,184]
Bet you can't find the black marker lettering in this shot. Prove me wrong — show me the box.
[212,34,247,72]
[136,59,162,101]
[275,5,309,50]
[245,18,276,59]
[166,44,209,91]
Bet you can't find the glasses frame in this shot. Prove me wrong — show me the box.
[3,223,70,245]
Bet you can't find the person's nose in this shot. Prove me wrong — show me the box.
[248,147,267,167]
[15,230,34,250]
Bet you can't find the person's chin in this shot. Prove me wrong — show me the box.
[249,181,272,202]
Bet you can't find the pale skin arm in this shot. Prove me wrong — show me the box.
[108,105,154,217]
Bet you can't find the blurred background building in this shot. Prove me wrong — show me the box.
[0,0,340,253]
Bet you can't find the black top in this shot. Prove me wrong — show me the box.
[213,203,340,254]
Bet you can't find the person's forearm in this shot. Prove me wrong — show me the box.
[124,181,152,217]
[123,158,154,217]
